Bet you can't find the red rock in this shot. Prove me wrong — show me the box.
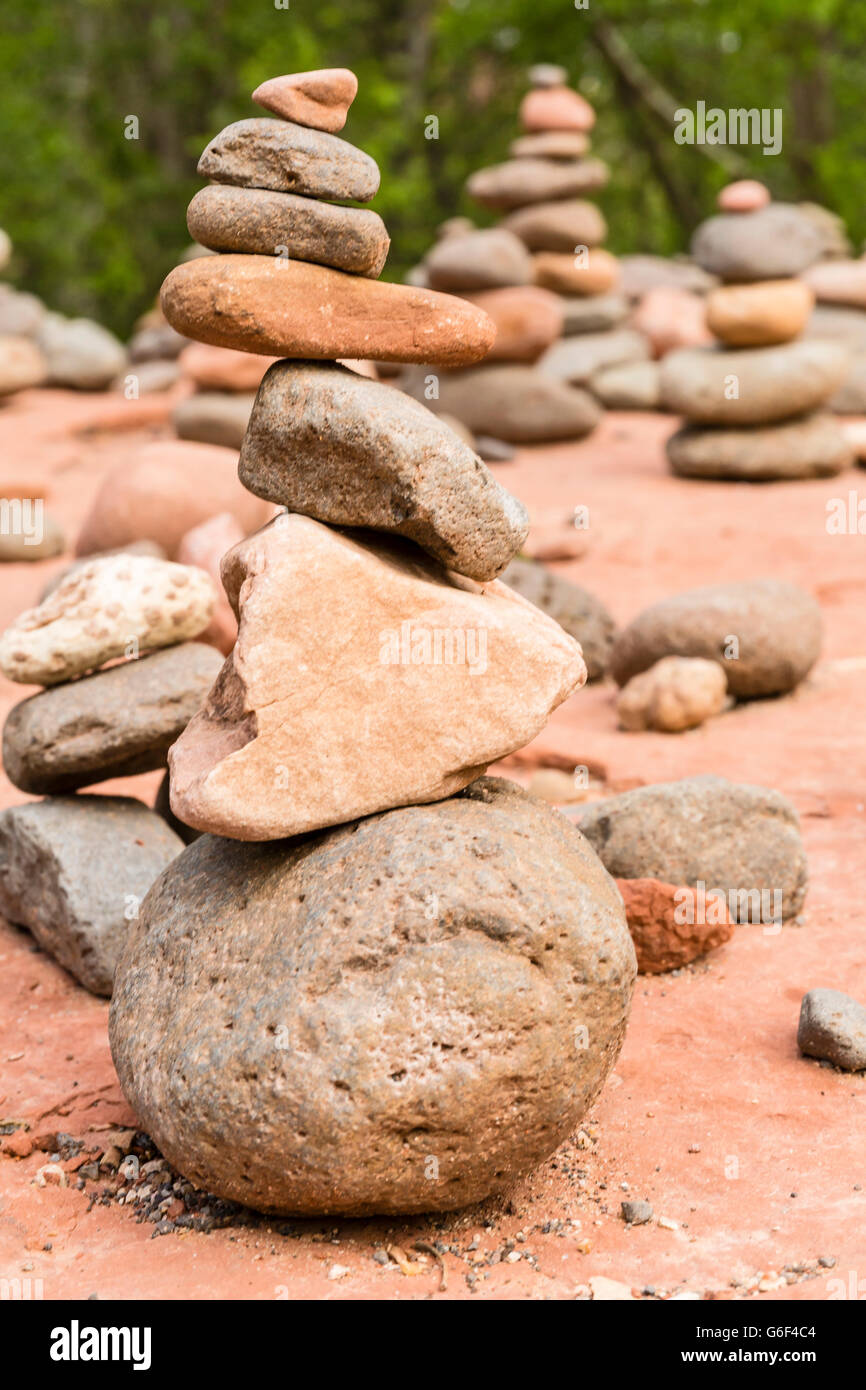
[464,287,564,362]
[631,287,714,358]
[717,180,771,213]
[616,877,734,974]
[161,256,496,367]
[176,513,243,655]
[252,69,358,133]
[2,1129,34,1158]
[179,343,278,392]
[520,86,595,134]
[76,441,273,560]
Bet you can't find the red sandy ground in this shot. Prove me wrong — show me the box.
[0,387,864,1302]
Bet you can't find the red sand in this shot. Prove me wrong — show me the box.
[1,390,864,1301]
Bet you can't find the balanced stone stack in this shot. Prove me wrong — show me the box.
[663,189,853,480]
[0,555,223,993]
[108,68,636,1217]
[403,64,640,445]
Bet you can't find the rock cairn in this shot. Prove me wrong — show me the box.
[663,187,853,480]
[0,554,223,992]
[108,68,636,1217]
[403,64,640,446]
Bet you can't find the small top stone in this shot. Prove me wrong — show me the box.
[717,179,771,213]
[252,68,358,133]
[528,64,568,89]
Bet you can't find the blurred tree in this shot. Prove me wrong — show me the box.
[0,0,862,337]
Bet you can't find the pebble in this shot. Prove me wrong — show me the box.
[659,340,849,425]
[172,391,255,450]
[617,656,728,732]
[239,361,527,582]
[425,228,532,292]
[0,335,47,395]
[401,362,601,444]
[668,413,852,481]
[591,359,661,410]
[691,204,824,282]
[160,255,496,366]
[617,877,734,974]
[36,314,127,390]
[0,797,182,996]
[798,989,866,1071]
[186,184,389,278]
[462,286,564,363]
[197,117,380,202]
[2,642,223,794]
[179,343,277,393]
[631,286,714,356]
[609,577,823,698]
[803,258,866,311]
[252,68,358,133]
[503,199,606,253]
[621,1200,653,1225]
[539,328,649,385]
[706,279,815,347]
[0,553,215,685]
[109,778,635,1215]
[717,179,770,212]
[560,292,629,336]
[533,248,620,297]
[467,158,609,211]
[577,775,809,923]
[520,86,595,134]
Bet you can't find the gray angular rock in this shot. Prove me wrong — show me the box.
[502,199,607,253]
[197,118,380,202]
[2,642,223,794]
[539,329,650,386]
[173,391,255,450]
[798,989,866,1071]
[186,185,389,278]
[402,363,602,444]
[590,360,661,410]
[609,579,822,698]
[238,361,528,581]
[425,228,532,293]
[0,796,182,996]
[500,557,616,680]
[577,775,808,921]
[668,414,853,480]
[660,342,849,426]
[109,776,636,1216]
[691,204,824,282]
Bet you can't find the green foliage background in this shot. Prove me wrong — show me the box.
[1,0,862,337]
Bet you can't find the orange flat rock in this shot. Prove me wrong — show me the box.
[160,255,496,367]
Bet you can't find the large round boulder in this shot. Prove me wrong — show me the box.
[110,777,635,1216]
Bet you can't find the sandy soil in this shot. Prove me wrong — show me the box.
[0,388,864,1301]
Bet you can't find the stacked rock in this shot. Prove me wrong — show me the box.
[108,69,636,1218]
[0,554,223,993]
[403,64,640,445]
[663,188,853,480]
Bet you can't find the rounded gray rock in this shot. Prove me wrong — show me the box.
[798,989,866,1071]
[500,557,616,680]
[187,185,390,278]
[173,392,255,450]
[425,228,532,293]
[609,579,822,698]
[2,642,223,794]
[539,329,650,387]
[691,205,824,282]
[660,341,849,426]
[403,363,602,444]
[0,796,182,995]
[197,118,380,203]
[577,774,808,922]
[668,413,853,480]
[110,777,636,1216]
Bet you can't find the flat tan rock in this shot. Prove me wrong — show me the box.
[161,255,496,366]
[252,69,358,133]
[0,554,215,686]
[617,656,728,732]
[169,515,586,840]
